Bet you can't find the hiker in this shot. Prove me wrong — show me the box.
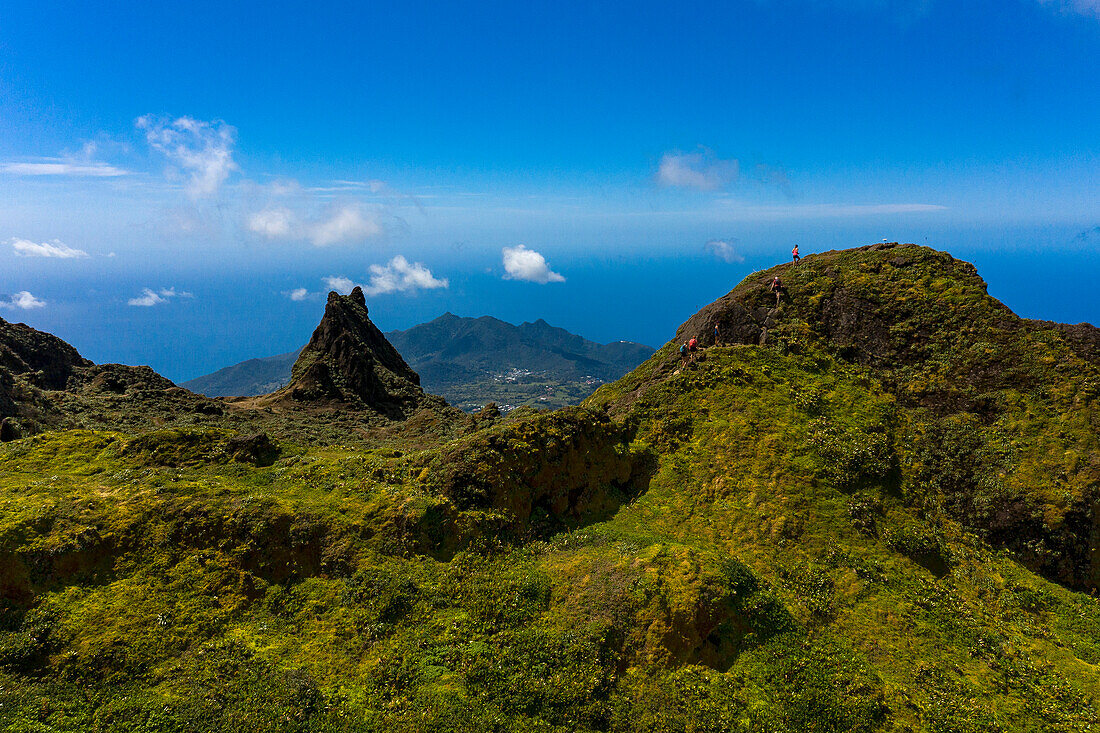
[771,275,783,306]
[713,322,720,345]
[688,337,698,355]
[680,342,689,366]
[792,244,800,264]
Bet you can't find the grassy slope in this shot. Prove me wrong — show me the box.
[2,245,1099,732]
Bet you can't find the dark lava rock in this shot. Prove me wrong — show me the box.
[225,432,280,466]
[277,287,426,418]
[0,316,92,389]
[673,277,780,349]
[67,364,179,394]
[0,369,16,420]
[0,417,21,442]
[474,402,501,421]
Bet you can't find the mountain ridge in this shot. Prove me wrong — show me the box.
[181,311,655,410]
[2,243,1099,731]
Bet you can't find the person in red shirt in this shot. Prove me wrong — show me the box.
[792,245,800,264]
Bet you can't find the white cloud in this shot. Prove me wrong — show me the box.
[362,256,448,295]
[330,179,387,193]
[705,239,745,263]
[502,245,566,284]
[249,208,295,238]
[128,289,165,307]
[137,115,238,197]
[309,204,383,246]
[1,161,129,177]
[657,150,739,191]
[9,238,89,258]
[323,257,448,297]
[2,141,130,178]
[0,291,46,310]
[288,287,310,301]
[322,276,358,295]
[127,287,192,307]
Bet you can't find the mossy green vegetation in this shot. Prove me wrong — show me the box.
[2,244,1099,731]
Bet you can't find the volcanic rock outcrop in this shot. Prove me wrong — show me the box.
[275,287,429,418]
[0,315,221,428]
[1,315,92,391]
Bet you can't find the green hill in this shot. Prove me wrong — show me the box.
[1,243,1098,732]
[180,349,302,399]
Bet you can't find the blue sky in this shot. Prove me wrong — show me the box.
[1,0,1097,381]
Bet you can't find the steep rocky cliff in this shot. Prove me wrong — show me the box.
[274,287,429,418]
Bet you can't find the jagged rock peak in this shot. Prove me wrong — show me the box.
[280,287,425,417]
[338,286,367,309]
[1,315,93,390]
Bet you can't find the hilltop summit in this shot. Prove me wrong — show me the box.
[673,242,1099,409]
[275,287,427,418]
[592,242,1100,591]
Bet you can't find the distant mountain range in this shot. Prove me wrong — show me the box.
[181,313,655,411]
[181,349,303,399]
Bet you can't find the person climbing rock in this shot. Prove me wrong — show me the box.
[680,342,689,366]
[771,275,783,306]
[688,337,698,355]
[792,244,800,264]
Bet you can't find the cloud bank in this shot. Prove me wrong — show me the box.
[9,238,89,258]
[0,291,47,310]
[502,245,565,284]
[137,115,238,197]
